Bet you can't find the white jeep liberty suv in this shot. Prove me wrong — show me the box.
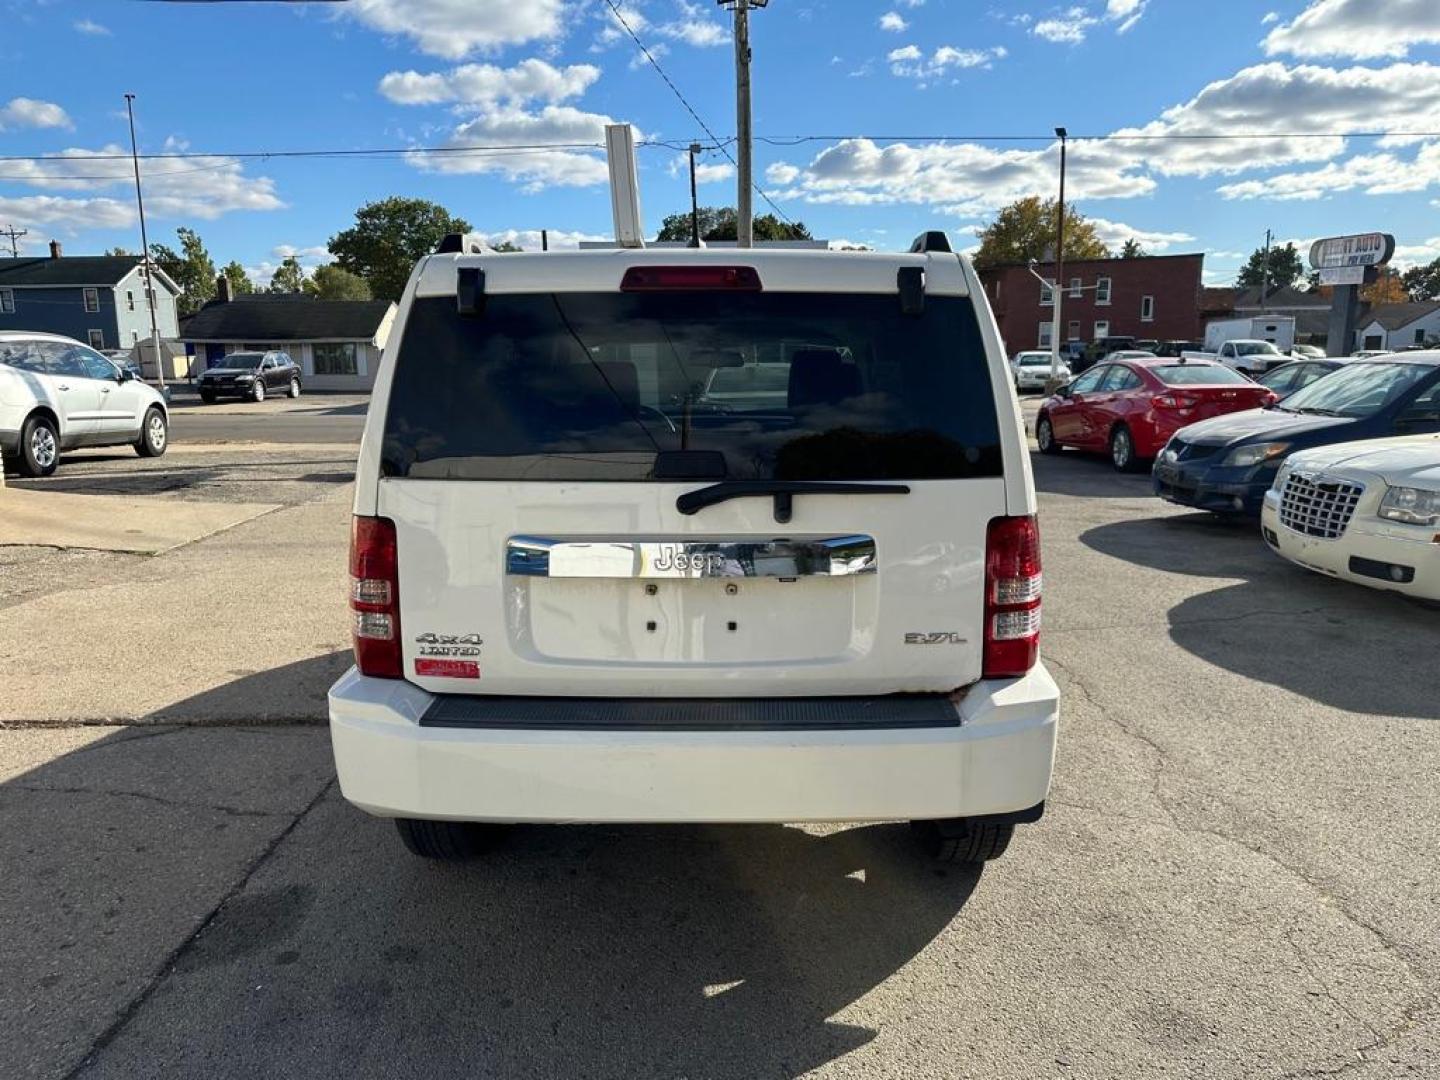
[328,232,1059,864]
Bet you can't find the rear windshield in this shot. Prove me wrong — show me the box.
[380,292,1002,481]
[1154,364,1252,386]
[1018,355,1053,366]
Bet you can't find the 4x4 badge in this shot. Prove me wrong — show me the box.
[414,632,483,657]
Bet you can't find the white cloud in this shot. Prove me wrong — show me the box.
[595,1,728,51]
[899,0,925,6]
[1261,11,1279,25]
[1033,7,1098,43]
[1087,217,1196,252]
[629,41,669,68]
[0,195,132,231]
[1263,0,1440,60]
[476,228,613,250]
[0,97,72,131]
[880,12,908,31]
[889,43,1007,79]
[378,59,600,107]
[765,138,1154,217]
[1391,236,1440,269]
[1217,142,1440,200]
[342,0,565,59]
[73,19,109,36]
[1105,0,1148,33]
[667,153,735,183]
[0,144,284,220]
[407,106,638,191]
[766,162,801,185]
[1111,62,1440,177]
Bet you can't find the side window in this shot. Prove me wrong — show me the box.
[1263,366,1299,394]
[0,340,45,372]
[1398,379,1440,423]
[1071,367,1106,394]
[1098,366,1140,392]
[83,288,100,313]
[36,343,91,379]
[78,347,117,381]
[0,288,14,314]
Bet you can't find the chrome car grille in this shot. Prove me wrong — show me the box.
[1278,473,1364,540]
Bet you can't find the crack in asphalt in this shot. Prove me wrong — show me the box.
[60,775,337,1080]
[9,782,295,819]
[1044,652,1439,1077]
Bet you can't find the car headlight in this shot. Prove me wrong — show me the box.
[1270,460,1293,490]
[1224,442,1291,468]
[237,374,255,382]
[1378,485,1440,526]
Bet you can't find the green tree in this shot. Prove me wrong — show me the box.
[1236,242,1305,293]
[489,240,523,252]
[105,246,132,256]
[328,197,472,302]
[972,197,1109,270]
[220,260,255,297]
[305,263,372,301]
[148,227,216,316]
[1119,238,1147,258]
[268,256,307,294]
[654,207,813,243]
[1402,257,1440,301]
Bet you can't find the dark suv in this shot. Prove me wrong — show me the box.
[198,351,301,403]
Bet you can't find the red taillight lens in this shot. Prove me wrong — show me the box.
[983,515,1041,679]
[1154,394,1197,409]
[620,265,762,291]
[350,516,402,679]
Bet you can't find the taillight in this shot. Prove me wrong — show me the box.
[620,265,762,291]
[983,516,1041,679]
[350,515,402,679]
[1154,394,1196,409]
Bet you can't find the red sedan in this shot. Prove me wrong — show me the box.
[1035,356,1277,471]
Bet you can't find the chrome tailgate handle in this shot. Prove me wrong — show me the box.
[506,536,877,579]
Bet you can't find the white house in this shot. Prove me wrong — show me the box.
[179,279,396,391]
[1355,301,1440,352]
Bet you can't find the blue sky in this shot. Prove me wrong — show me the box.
[3,0,1440,287]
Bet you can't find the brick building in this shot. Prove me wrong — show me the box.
[977,253,1205,355]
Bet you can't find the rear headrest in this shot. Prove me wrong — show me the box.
[788,349,861,409]
[593,359,639,413]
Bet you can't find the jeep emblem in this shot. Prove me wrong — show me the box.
[652,547,726,574]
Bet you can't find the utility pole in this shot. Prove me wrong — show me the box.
[124,93,166,392]
[1052,127,1068,385]
[688,143,702,248]
[541,229,549,252]
[721,0,765,247]
[0,225,27,258]
[1261,228,1273,312]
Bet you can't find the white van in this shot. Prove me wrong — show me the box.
[328,234,1059,864]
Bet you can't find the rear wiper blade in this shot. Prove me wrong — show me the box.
[677,480,910,524]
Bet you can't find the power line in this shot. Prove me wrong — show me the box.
[599,0,796,226]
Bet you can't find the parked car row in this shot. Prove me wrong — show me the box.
[1033,349,1440,601]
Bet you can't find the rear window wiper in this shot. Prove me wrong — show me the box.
[677,480,910,523]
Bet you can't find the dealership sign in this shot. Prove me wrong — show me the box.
[1317,265,1367,287]
[1309,233,1395,271]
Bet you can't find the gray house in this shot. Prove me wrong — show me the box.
[0,242,181,350]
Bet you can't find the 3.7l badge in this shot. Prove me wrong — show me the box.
[904,632,967,645]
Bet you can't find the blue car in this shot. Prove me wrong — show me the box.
[1153,353,1440,515]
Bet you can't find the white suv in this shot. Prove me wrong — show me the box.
[328,236,1059,864]
[0,332,169,476]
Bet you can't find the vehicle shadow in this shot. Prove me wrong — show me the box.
[3,656,984,1079]
[1080,514,1440,718]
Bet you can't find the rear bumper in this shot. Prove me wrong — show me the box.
[327,665,1059,824]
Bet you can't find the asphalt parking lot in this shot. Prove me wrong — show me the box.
[2,408,1438,1079]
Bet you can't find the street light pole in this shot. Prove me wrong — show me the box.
[1052,127,1068,384]
[124,93,165,392]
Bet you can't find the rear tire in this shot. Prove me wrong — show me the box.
[18,414,59,478]
[1110,424,1142,473]
[1036,415,1062,455]
[911,819,1014,864]
[288,377,301,399]
[394,818,501,860]
[135,407,168,458]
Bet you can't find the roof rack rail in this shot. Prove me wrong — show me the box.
[907,231,953,254]
[435,232,492,255]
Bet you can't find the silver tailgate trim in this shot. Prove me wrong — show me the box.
[506,535,877,579]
